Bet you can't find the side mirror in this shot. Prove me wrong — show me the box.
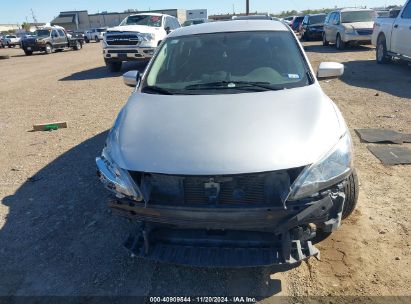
[165,27,171,34]
[123,70,140,87]
[317,62,344,78]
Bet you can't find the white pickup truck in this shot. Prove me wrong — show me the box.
[372,0,411,63]
[4,35,21,48]
[102,13,181,72]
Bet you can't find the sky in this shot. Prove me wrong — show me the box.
[0,0,405,24]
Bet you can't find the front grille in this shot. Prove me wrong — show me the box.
[356,29,373,35]
[106,34,139,46]
[130,168,304,207]
[107,50,138,53]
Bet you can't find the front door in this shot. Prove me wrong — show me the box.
[391,1,411,57]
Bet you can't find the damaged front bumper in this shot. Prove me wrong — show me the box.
[107,193,345,268]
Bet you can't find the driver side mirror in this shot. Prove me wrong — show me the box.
[123,70,140,87]
[317,62,344,78]
[165,27,171,34]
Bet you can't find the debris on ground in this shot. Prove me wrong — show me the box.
[32,121,68,132]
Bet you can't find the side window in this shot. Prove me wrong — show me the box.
[325,13,331,24]
[401,1,411,19]
[335,13,340,24]
[57,29,65,37]
[303,16,308,25]
[164,17,170,29]
[51,30,58,37]
[171,18,180,29]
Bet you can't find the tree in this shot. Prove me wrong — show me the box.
[21,22,31,32]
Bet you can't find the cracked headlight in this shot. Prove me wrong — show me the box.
[96,148,143,201]
[287,132,353,201]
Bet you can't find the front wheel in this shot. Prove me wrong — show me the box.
[95,36,100,43]
[342,170,359,219]
[106,61,122,72]
[336,34,345,50]
[73,41,81,50]
[322,33,329,46]
[85,37,89,43]
[45,43,52,54]
[376,35,391,64]
[24,50,33,56]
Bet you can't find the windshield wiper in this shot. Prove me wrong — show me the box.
[185,81,285,91]
[142,86,174,95]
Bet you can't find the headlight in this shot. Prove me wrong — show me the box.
[139,33,155,41]
[345,27,357,35]
[287,132,353,201]
[96,148,143,201]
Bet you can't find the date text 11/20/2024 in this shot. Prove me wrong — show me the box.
[149,297,257,303]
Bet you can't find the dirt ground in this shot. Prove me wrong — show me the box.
[0,41,410,302]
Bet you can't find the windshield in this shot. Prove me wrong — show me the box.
[143,31,312,95]
[35,30,51,38]
[309,15,326,24]
[341,11,375,23]
[120,15,162,27]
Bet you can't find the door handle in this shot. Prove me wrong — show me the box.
[394,24,399,28]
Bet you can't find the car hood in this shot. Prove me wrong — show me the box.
[107,84,346,175]
[107,25,160,34]
[343,21,374,29]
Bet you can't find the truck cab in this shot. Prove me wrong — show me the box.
[372,0,411,63]
[102,13,181,72]
[20,26,82,56]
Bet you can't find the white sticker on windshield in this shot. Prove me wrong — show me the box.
[288,74,300,79]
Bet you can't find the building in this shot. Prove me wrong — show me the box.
[51,9,207,31]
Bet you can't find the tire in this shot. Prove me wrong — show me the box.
[107,61,122,72]
[336,34,345,50]
[304,31,311,41]
[45,43,52,54]
[95,36,100,43]
[376,35,390,64]
[85,37,89,43]
[342,170,359,219]
[73,41,81,50]
[24,50,33,56]
[322,33,329,46]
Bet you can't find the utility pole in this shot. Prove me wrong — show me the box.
[246,0,250,15]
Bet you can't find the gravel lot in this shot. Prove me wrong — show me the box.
[0,41,410,302]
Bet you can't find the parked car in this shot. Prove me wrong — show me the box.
[4,35,21,47]
[96,20,358,268]
[20,26,83,56]
[84,28,106,43]
[0,35,5,48]
[323,8,376,49]
[290,16,305,31]
[372,0,411,63]
[103,13,181,72]
[67,30,85,43]
[282,16,297,25]
[183,18,207,26]
[299,14,327,40]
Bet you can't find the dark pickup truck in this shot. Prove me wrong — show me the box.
[20,26,83,56]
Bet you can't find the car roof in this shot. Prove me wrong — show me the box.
[336,8,374,12]
[307,13,327,17]
[129,12,172,17]
[168,20,289,38]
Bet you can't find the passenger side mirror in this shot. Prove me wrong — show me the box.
[123,70,140,87]
[317,62,344,78]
